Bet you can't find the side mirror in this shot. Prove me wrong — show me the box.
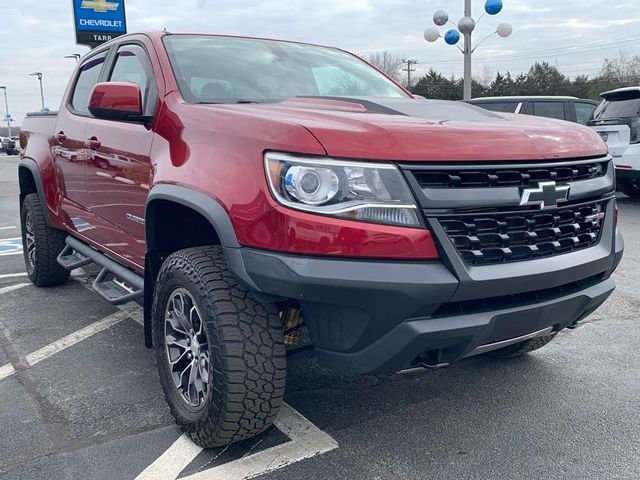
[88,82,144,121]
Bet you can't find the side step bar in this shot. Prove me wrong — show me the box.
[57,236,144,305]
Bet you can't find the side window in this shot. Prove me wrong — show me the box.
[530,102,566,120]
[475,102,518,113]
[70,53,107,113]
[108,44,157,116]
[575,102,597,125]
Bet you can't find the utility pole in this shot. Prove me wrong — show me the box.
[29,73,45,111]
[0,87,10,137]
[402,59,419,89]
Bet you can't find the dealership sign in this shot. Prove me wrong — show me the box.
[73,0,127,48]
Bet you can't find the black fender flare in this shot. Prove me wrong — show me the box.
[145,184,240,250]
[18,158,51,225]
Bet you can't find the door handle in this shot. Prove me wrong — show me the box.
[54,132,66,144]
[85,137,101,150]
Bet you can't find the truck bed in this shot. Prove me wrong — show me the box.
[21,112,58,151]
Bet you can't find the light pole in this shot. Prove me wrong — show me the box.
[0,86,11,137]
[29,72,46,111]
[424,0,513,100]
[64,53,82,63]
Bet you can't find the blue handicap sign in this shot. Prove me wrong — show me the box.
[0,237,23,256]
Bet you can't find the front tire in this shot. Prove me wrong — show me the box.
[152,246,286,448]
[20,193,70,286]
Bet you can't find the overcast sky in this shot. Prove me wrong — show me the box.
[1,0,639,125]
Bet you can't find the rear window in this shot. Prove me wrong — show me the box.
[593,93,640,120]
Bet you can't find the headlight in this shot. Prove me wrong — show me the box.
[264,152,421,227]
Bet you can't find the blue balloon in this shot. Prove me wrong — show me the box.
[485,0,503,15]
[444,29,461,45]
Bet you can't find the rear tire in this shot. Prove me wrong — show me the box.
[20,193,70,287]
[618,179,640,199]
[152,246,286,448]
[487,333,556,359]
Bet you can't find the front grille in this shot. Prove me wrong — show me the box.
[413,160,607,189]
[438,200,606,265]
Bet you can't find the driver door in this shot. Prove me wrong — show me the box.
[83,43,158,268]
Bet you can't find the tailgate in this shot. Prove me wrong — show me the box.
[591,124,630,158]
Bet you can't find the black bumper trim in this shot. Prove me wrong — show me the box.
[230,206,621,374]
[314,277,614,374]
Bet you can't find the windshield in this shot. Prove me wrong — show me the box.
[163,35,408,104]
[593,92,640,120]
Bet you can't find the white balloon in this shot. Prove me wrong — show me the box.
[497,22,513,38]
[433,10,449,27]
[458,16,476,35]
[424,27,440,43]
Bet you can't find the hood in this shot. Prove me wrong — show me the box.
[221,97,607,162]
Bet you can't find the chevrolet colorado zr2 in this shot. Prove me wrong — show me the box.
[18,32,623,447]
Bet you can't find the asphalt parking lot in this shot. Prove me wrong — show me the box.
[1,153,639,480]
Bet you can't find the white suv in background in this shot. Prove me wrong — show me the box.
[589,87,640,198]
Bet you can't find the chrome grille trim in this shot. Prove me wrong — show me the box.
[435,199,608,265]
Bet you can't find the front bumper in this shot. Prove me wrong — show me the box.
[226,200,623,374]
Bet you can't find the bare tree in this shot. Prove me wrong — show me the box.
[367,51,403,82]
[600,51,640,85]
[474,65,495,88]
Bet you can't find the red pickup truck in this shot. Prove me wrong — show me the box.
[19,31,623,447]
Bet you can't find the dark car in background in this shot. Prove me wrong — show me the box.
[1,136,19,155]
[469,96,599,125]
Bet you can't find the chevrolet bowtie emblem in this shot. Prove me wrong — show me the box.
[81,0,119,13]
[519,181,570,210]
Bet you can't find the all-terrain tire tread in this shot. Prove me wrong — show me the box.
[21,193,70,287]
[152,246,285,448]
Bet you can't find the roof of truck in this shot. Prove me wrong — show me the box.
[600,86,640,98]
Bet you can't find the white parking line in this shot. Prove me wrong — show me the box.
[136,433,205,480]
[0,272,28,280]
[0,363,16,381]
[25,304,140,367]
[0,225,16,230]
[137,403,338,480]
[0,283,29,295]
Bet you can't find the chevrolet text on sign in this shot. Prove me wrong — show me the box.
[73,0,127,48]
